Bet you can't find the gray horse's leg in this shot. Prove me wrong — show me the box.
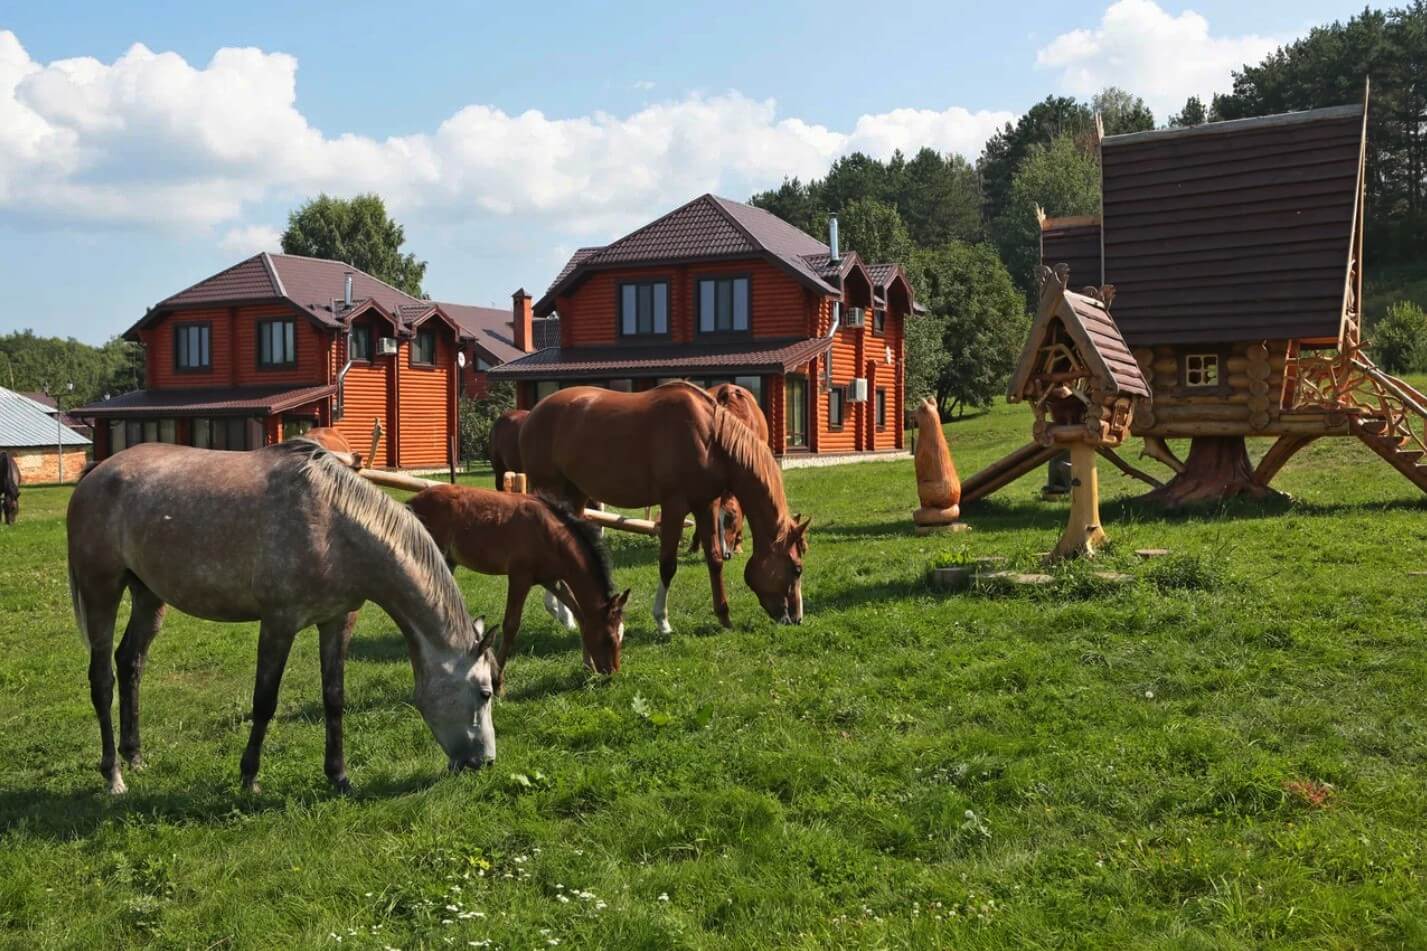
[116,580,166,769]
[76,571,126,794]
[317,613,357,793]
[239,620,298,793]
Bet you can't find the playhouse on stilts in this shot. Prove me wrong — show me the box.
[966,88,1427,507]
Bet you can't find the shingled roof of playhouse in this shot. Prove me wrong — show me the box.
[1039,98,1367,346]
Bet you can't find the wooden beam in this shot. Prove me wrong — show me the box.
[1097,446,1164,488]
[1252,434,1319,487]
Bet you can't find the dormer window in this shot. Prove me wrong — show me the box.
[873,309,886,335]
[1185,353,1219,387]
[619,281,669,337]
[412,327,437,366]
[349,324,372,362]
[697,276,750,334]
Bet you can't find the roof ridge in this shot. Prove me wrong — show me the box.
[260,252,288,299]
[588,194,747,264]
[158,254,278,308]
[1103,102,1363,147]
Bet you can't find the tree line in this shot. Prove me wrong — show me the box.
[0,331,144,409]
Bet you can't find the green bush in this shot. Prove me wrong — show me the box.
[458,380,515,463]
[1370,300,1427,374]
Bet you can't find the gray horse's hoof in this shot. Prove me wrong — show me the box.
[108,773,128,796]
[330,776,352,795]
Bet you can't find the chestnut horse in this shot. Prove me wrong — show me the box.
[696,384,770,557]
[1,451,18,525]
[409,484,630,685]
[67,440,497,795]
[489,409,529,490]
[298,427,362,468]
[520,381,809,633]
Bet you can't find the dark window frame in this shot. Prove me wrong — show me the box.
[411,327,438,367]
[1176,347,1232,395]
[695,273,753,337]
[872,308,887,336]
[827,384,846,432]
[172,320,212,373]
[256,318,298,370]
[349,323,373,363]
[785,374,810,450]
[616,279,672,341]
[876,387,888,431]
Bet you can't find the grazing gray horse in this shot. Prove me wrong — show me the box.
[1,451,18,525]
[67,439,497,795]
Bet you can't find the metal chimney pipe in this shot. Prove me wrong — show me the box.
[343,272,353,307]
[828,214,840,264]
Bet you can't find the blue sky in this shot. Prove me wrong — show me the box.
[1,0,1376,343]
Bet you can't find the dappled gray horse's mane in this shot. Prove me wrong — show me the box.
[540,498,616,599]
[274,440,475,647]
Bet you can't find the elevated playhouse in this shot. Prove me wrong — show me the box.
[965,90,1427,506]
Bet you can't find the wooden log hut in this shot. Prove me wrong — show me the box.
[1003,266,1150,558]
[974,88,1427,506]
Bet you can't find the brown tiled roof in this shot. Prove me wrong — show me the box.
[487,336,834,381]
[547,248,602,295]
[535,195,840,316]
[1039,217,1103,292]
[439,302,525,364]
[1099,102,1364,345]
[72,384,336,418]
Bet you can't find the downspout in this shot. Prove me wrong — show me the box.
[333,273,355,421]
[824,213,841,390]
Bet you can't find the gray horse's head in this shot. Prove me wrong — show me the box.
[414,617,498,771]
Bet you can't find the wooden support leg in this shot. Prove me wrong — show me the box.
[1097,446,1164,489]
[1139,435,1186,474]
[1253,435,1319,488]
[1052,442,1106,561]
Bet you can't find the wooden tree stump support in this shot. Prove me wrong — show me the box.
[1053,442,1107,560]
[1141,436,1283,506]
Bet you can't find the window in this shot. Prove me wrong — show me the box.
[876,387,888,430]
[608,378,634,392]
[873,309,886,335]
[697,276,750,334]
[413,328,437,366]
[734,375,764,409]
[282,416,315,440]
[534,380,560,403]
[349,324,372,362]
[258,319,296,368]
[475,355,493,372]
[191,417,250,451]
[122,418,177,448]
[619,281,669,337]
[785,375,808,449]
[174,322,211,371]
[1185,353,1219,388]
[109,419,126,453]
[828,385,846,430]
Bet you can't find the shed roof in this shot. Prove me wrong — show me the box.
[1008,267,1150,402]
[0,387,91,447]
[72,384,336,419]
[487,336,834,381]
[1097,100,1366,345]
[535,195,843,316]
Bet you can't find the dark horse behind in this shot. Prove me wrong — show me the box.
[67,440,498,795]
[1,450,18,525]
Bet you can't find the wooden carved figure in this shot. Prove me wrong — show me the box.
[912,398,964,534]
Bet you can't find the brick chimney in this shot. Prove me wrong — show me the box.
[512,288,534,353]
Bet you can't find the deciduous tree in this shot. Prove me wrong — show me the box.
[282,194,428,297]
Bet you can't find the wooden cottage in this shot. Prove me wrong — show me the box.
[1026,93,1425,503]
[488,194,916,458]
[72,254,517,471]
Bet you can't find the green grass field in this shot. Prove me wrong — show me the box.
[4,397,1427,949]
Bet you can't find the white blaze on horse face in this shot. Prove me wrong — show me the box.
[615,620,625,645]
[653,582,672,635]
[791,580,804,624]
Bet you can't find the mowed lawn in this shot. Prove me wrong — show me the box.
[3,397,1427,950]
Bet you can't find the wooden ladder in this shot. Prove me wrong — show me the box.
[1346,362,1427,493]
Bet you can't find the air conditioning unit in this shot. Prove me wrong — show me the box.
[844,306,866,328]
[849,377,869,402]
[376,337,399,356]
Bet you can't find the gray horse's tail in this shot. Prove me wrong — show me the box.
[69,560,90,647]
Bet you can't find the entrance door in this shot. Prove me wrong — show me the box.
[785,374,808,449]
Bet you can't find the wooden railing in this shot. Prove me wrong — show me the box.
[1289,350,1427,456]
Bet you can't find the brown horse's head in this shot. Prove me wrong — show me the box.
[415,616,499,772]
[580,588,631,674]
[744,515,810,624]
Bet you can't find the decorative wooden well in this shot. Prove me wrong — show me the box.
[1007,265,1151,559]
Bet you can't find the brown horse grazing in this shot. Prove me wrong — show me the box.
[695,384,771,557]
[1,451,19,525]
[67,440,498,795]
[489,409,529,490]
[520,381,810,633]
[409,484,631,685]
[298,427,362,468]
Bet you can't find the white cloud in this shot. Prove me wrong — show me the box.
[1036,0,1280,118]
[632,79,656,91]
[0,29,1013,243]
[218,224,281,255]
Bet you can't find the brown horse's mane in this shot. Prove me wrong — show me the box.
[538,498,617,599]
[710,404,789,528]
[278,440,476,647]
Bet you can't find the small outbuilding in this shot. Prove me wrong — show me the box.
[0,386,91,484]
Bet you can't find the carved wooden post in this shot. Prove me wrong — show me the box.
[1054,442,1106,559]
[368,417,383,470]
[912,398,965,534]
